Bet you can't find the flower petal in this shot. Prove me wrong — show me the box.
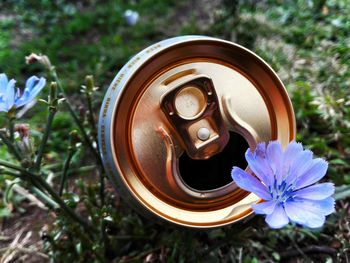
[265,203,289,229]
[284,141,303,158]
[297,197,335,215]
[0,73,9,93]
[0,75,9,111]
[252,200,276,215]
[282,141,303,174]
[294,158,328,189]
[293,183,334,200]
[284,198,331,228]
[245,146,274,187]
[0,104,7,112]
[266,141,284,184]
[285,149,313,185]
[15,76,46,108]
[231,167,271,200]
[5,78,16,111]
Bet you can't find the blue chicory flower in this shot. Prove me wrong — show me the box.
[231,140,335,229]
[123,10,139,26]
[0,73,46,113]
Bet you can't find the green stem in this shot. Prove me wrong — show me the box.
[32,174,93,233]
[50,71,107,212]
[41,162,63,170]
[101,219,108,259]
[0,159,94,233]
[0,169,58,209]
[50,69,102,166]
[0,132,21,161]
[8,115,15,142]
[86,91,97,139]
[99,172,105,207]
[0,159,28,173]
[30,186,58,209]
[49,69,107,211]
[53,165,96,177]
[59,149,75,196]
[34,109,56,171]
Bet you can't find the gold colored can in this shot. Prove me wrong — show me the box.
[98,36,295,228]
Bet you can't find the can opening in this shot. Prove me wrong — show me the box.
[178,131,249,191]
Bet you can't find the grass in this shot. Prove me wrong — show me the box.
[0,0,349,262]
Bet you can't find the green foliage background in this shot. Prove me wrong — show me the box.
[0,0,349,262]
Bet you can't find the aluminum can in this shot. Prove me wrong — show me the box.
[98,36,295,228]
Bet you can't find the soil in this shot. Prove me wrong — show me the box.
[0,201,51,263]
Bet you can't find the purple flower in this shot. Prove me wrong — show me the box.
[123,10,139,26]
[0,73,46,112]
[231,141,335,229]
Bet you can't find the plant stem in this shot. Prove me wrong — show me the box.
[34,109,56,171]
[34,82,59,171]
[0,169,58,209]
[280,245,336,259]
[8,114,15,142]
[84,76,106,207]
[87,94,96,136]
[59,148,75,196]
[50,69,102,166]
[0,159,28,173]
[53,165,96,177]
[50,71,107,211]
[0,159,94,233]
[32,174,93,233]
[31,186,58,209]
[0,132,21,161]
[85,76,97,139]
[99,172,105,207]
[101,218,108,259]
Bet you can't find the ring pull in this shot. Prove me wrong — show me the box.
[160,75,229,160]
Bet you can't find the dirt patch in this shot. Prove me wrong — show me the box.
[0,201,51,263]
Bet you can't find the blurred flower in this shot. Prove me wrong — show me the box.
[0,73,46,113]
[25,53,52,70]
[15,124,34,167]
[231,141,334,229]
[15,123,30,139]
[124,9,139,26]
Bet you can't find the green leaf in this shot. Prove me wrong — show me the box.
[0,207,12,218]
[334,185,350,201]
[272,252,280,261]
[75,242,82,255]
[329,159,348,166]
[4,178,21,205]
[208,229,225,239]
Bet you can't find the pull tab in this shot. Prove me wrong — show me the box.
[160,75,229,160]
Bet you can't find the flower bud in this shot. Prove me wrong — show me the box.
[25,53,52,71]
[15,124,30,139]
[85,75,94,94]
[15,124,34,167]
[69,130,79,145]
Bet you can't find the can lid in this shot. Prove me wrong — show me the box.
[98,36,296,228]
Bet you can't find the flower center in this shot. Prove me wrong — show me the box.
[270,180,294,203]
